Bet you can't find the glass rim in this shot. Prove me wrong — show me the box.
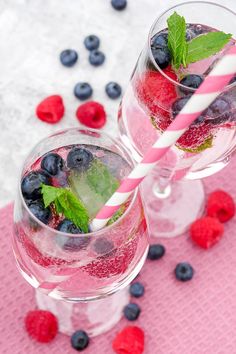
[148,0,236,92]
[18,127,139,238]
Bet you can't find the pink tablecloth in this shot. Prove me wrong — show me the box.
[1,157,236,354]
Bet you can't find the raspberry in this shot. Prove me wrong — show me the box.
[206,190,235,222]
[135,69,213,150]
[112,326,144,354]
[36,95,65,124]
[176,123,212,150]
[150,110,172,132]
[76,101,106,129]
[151,102,213,151]
[171,95,213,150]
[25,310,58,343]
[135,68,178,116]
[190,216,224,249]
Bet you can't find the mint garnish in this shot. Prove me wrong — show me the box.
[186,31,232,65]
[167,12,187,69]
[167,12,232,69]
[41,184,89,233]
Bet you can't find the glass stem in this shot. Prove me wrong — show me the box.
[153,167,175,199]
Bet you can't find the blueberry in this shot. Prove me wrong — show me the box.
[60,49,78,67]
[25,198,34,207]
[123,303,141,321]
[71,330,89,351]
[185,24,201,41]
[180,75,203,94]
[28,199,51,225]
[152,47,171,69]
[53,171,68,187]
[172,96,204,125]
[172,96,190,118]
[21,171,51,200]
[151,33,168,48]
[186,28,195,41]
[185,24,208,42]
[56,220,90,252]
[105,82,122,99]
[175,262,194,282]
[130,282,145,298]
[194,114,205,126]
[111,0,127,10]
[41,153,64,176]
[147,244,165,260]
[93,237,114,255]
[89,50,105,66]
[74,82,93,101]
[67,147,93,171]
[193,24,204,35]
[205,96,231,125]
[57,219,83,234]
[84,35,100,51]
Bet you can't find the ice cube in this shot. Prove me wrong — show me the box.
[68,159,119,219]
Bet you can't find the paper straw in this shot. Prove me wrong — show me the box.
[39,45,236,294]
[90,45,236,231]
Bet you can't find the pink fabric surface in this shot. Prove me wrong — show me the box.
[1,156,236,354]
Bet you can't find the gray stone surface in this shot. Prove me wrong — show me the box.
[0,0,235,206]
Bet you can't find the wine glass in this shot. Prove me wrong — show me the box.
[118,1,236,237]
[12,128,149,337]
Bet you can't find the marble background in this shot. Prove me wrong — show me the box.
[0,0,235,207]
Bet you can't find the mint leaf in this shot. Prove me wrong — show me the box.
[167,11,187,69]
[58,190,89,233]
[87,159,119,202]
[186,31,232,64]
[54,198,64,214]
[41,184,89,233]
[41,184,64,207]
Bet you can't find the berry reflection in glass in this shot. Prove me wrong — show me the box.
[12,129,148,337]
[118,2,236,237]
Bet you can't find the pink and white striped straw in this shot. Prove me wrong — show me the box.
[90,45,236,232]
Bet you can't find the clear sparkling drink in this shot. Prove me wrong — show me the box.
[13,135,148,301]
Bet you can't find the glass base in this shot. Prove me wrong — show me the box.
[36,287,130,337]
[140,177,205,238]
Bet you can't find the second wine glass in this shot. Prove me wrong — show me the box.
[118,1,236,238]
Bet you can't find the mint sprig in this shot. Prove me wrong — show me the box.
[167,11,187,69]
[41,184,89,233]
[167,12,232,69]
